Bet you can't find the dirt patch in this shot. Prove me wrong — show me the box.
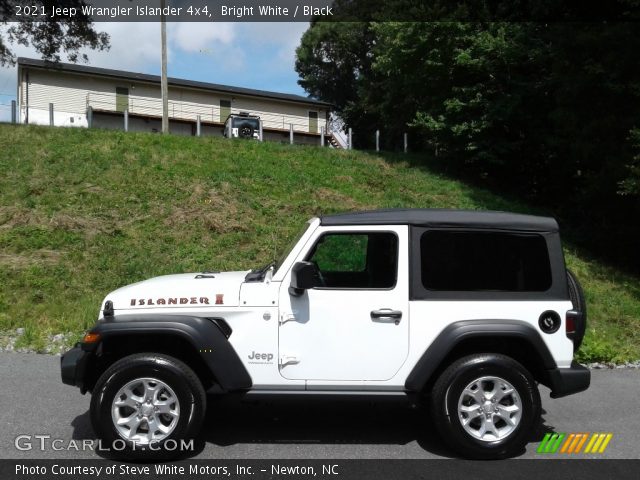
[0,206,107,236]
[313,188,371,211]
[334,175,354,183]
[0,249,63,269]
[364,156,394,171]
[0,206,47,229]
[81,183,104,194]
[49,213,106,237]
[164,182,248,233]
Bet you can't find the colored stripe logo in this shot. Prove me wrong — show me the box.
[537,433,613,454]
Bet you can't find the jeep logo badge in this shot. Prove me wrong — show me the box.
[248,351,274,363]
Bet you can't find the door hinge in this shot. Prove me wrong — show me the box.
[279,312,297,325]
[279,355,300,367]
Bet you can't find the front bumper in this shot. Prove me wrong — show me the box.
[547,362,591,398]
[60,344,91,392]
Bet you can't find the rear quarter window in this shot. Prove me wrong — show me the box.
[420,231,552,292]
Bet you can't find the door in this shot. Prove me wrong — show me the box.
[220,99,231,123]
[308,111,318,134]
[278,226,409,382]
[115,87,129,113]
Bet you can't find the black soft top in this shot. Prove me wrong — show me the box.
[320,209,558,233]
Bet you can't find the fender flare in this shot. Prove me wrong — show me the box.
[91,314,252,391]
[404,319,556,392]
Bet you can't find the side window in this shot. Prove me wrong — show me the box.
[420,231,552,292]
[307,232,398,289]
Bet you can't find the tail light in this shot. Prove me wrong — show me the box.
[566,310,579,342]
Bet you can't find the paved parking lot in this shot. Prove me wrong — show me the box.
[1,352,638,459]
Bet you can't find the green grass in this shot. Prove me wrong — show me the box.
[0,124,638,361]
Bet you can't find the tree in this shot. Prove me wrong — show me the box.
[295,21,378,147]
[0,0,109,66]
[295,15,640,265]
[619,128,640,196]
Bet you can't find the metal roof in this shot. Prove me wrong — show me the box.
[17,57,332,108]
[320,209,559,232]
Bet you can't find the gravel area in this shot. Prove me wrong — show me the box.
[586,360,640,369]
[0,328,76,355]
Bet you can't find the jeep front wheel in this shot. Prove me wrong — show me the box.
[430,354,541,459]
[90,353,206,459]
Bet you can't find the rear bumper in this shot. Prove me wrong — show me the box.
[60,344,90,392]
[547,362,591,398]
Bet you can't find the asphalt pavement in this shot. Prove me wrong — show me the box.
[1,352,638,460]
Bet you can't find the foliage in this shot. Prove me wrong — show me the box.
[0,0,109,65]
[295,21,377,144]
[295,17,640,266]
[310,234,368,272]
[618,128,640,196]
[0,124,638,362]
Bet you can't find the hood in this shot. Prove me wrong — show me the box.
[104,271,250,311]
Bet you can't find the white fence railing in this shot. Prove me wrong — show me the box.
[86,92,328,135]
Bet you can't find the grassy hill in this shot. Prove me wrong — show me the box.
[0,124,638,362]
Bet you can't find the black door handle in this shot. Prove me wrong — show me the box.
[371,309,403,324]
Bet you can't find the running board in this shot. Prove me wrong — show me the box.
[244,390,409,397]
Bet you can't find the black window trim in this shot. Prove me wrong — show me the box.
[409,226,569,301]
[304,230,400,291]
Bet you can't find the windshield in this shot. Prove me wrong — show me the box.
[274,220,314,274]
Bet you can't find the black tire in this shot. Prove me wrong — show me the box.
[90,353,206,459]
[566,269,587,350]
[430,354,541,459]
[237,122,254,138]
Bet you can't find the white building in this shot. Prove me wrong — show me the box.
[16,57,338,146]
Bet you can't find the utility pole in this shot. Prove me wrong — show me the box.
[160,0,169,134]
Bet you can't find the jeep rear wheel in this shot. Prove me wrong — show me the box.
[90,353,206,459]
[430,354,540,459]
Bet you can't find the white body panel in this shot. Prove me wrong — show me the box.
[403,300,575,374]
[101,218,576,392]
[277,225,410,383]
[106,271,248,310]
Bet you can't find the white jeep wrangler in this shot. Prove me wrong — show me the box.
[61,209,589,459]
[222,112,261,140]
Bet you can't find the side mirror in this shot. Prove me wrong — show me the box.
[289,261,320,296]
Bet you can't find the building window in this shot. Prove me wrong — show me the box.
[220,99,231,123]
[308,111,318,134]
[115,87,129,113]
